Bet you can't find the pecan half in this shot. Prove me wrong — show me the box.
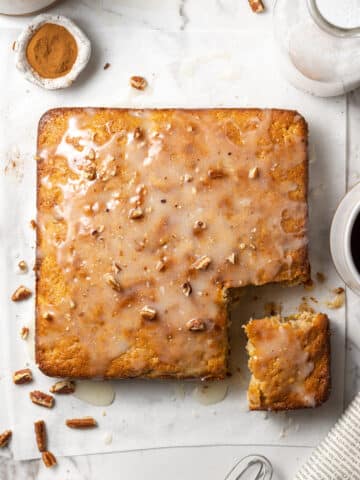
[11,285,32,302]
[130,75,147,90]
[0,430,12,448]
[186,318,206,331]
[30,391,54,408]
[34,420,47,452]
[248,0,264,13]
[66,417,97,429]
[42,451,57,468]
[50,380,76,395]
[13,368,33,385]
[140,305,157,321]
[191,255,212,271]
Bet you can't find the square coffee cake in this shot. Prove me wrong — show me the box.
[36,108,309,379]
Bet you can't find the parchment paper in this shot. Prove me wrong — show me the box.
[0,27,346,460]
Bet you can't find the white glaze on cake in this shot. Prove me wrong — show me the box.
[36,108,309,379]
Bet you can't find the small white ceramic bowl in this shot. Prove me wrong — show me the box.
[330,182,360,296]
[0,0,57,15]
[15,14,91,90]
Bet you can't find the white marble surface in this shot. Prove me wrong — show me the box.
[0,0,359,478]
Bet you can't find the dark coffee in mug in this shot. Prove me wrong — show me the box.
[351,209,360,274]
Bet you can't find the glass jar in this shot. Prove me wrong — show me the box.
[273,0,360,96]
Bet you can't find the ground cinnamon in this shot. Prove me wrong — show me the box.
[26,23,78,79]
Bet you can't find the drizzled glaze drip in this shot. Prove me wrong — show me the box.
[36,108,309,378]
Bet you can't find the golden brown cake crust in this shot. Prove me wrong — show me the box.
[36,108,309,379]
[244,313,331,411]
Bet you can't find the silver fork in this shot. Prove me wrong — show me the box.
[224,455,273,480]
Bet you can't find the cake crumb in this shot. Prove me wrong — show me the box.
[326,289,345,309]
[264,301,282,316]
[298,298,315,314]
[316,272,326,283]
[103,432,113,445]
[304,279,314,291]
[103,62,111,70]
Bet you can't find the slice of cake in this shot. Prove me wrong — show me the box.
[36,108,309,379]
[244,312,331,410]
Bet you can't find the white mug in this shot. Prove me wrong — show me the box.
[0,0,58,15]
[330,182,360,296]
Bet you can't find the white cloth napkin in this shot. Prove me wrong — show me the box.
[295,392,360,479]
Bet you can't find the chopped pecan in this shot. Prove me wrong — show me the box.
[112,262,122,275]
[248,166,259,179]
[0,430,12,448]
[186,318,206,331]
[20,326,29,339]
[30,219,37,229]
[134,127,143,139]
[18,260,28,272]
[13,368,33,385]
[34,420,47,452]
[156,260,166,272]
[83,164,97,180]
[181,173,193,183]
[11,285,32,302]
[140,305,157,321]
[226,252,237,264]
[248,0,264,13]
[191,255,211,271]
[104,273,122,292]
[50,380,76,395]
[129,207,144,219]
[103,62,111,70]
[66,417,97,429]
[208,168,224,179]
[30,391,54,408]
[42,451,57,468]
[181,281,192,297]
[193,220,207,234]
[130,75,147,90]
